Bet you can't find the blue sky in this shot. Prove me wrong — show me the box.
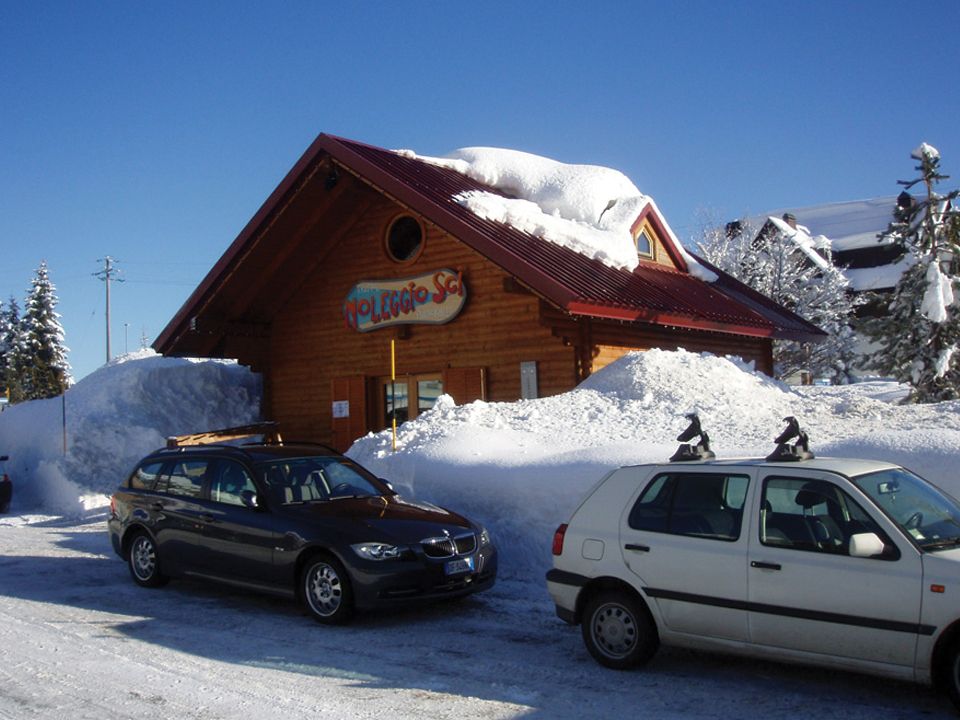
[2,1,958,382]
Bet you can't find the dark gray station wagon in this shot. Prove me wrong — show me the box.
[108,427,496,623]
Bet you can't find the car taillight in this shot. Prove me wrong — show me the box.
[110,494,116,516]
[552,523,568,556]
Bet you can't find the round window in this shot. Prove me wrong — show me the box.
[385,216,424,263]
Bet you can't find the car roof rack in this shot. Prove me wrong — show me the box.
[166,421,283,449]
[766,416,814,462]
[669,413,716,462]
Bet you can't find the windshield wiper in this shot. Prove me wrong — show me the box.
[922,537,960,551]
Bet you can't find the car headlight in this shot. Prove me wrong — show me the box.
[479,526,492,547]
[351,542,403,560]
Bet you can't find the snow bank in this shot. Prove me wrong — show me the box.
[0,350,261,514]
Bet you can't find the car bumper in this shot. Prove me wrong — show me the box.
[349,546,498,609]
[107,517,124,557]
[546,568,588,624]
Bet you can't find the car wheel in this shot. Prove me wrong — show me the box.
[581,590,658,669]
[127,532,168,588]
[0,501,8,514]
[301,555,354,625]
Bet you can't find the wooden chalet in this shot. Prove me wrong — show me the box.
[154,134,825,450]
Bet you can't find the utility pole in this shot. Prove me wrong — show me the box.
[94,257,123,363]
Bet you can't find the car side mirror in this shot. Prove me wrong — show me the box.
[379,478,397,494]
[240,490,260,509]
[849,532,886,558]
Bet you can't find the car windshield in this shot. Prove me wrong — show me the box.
[259,456,385,505]
[853,467,960,551]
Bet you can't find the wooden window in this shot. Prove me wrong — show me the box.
[384,215,425,264]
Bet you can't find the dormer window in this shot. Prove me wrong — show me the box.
[635,229,653,258]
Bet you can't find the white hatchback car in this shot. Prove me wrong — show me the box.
[547,445,960,709]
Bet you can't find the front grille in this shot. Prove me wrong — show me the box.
[421,532,476,558]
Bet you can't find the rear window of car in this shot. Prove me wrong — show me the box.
[161,460,209,498]
[129,461,165,490]
[628,472,750,541]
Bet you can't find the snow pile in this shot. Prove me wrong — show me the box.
[400,145,716,279]
[0,350,260,514]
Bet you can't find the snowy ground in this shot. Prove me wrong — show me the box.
[0,514,954,719]
[2,349,960,717]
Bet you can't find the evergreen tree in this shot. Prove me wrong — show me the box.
[861,144,960,402]
[19,261,72,399]
[698,217,862,382]
[0,296,25,403]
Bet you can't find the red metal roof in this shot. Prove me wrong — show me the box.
[155,133,824,354]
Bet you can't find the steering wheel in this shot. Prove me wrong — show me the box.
[905,511,923,530]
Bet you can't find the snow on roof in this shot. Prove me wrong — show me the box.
[843,256,915,292]
[767,215,832,270]
[402,146,716,280]
[757,197,897,252]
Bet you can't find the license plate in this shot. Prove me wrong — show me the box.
[444,556,474,576]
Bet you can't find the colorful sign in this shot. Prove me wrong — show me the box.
[343,268,467,332]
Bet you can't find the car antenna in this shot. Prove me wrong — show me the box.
[669,413,716,462]
[765,416,814,461]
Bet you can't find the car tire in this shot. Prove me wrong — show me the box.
[581,590,658,669]
[127,532,168,588]
[0,501,8,514]
[301,554,354,625]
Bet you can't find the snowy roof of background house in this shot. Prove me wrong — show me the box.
[749,197,906,292]
[755,197,897,252]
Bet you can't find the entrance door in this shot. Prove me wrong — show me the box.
[379,373,443,429]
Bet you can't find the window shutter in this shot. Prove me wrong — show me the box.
[442,367,486,405]
[330,375,367,452]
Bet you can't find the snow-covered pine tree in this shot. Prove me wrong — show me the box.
[861,144,960,402]
[19,261,72,400]
[0,296,26,403]
[697,216,861,383]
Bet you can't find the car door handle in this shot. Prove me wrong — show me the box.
[750,560,781,571]
[624,543,650,553]
[150,501,164,511]
[200,513,216,523]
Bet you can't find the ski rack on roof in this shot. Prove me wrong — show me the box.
[166,421,283,449]
[669,413,716,462]
[766,416,814,462]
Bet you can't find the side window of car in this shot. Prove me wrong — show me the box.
[129,461,164,490]
[164,460,209,499]
[629,473,750,541]
[209,460,256,507]
[760,477,889,555]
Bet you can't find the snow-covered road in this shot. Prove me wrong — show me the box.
[0,513,954,720]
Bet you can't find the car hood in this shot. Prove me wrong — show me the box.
[281,495,475,542]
